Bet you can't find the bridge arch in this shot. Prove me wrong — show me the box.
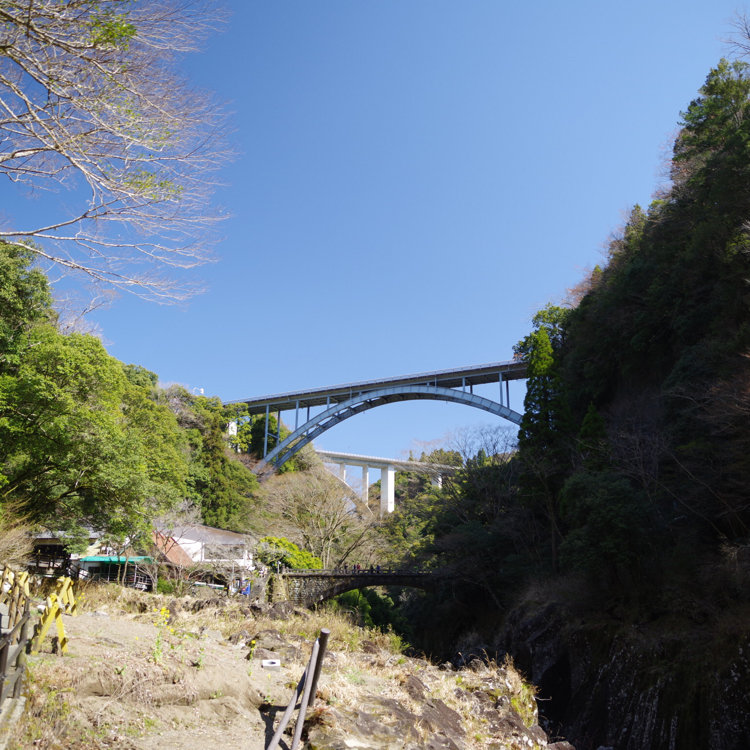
[280,571,438,607]
[256,384,523,473]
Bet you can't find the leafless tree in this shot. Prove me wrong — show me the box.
[0,0,229,301]
[727,12,750,60]
[448,425,516,464]
[152,500,203,553]
[260,466,378,569]
[0,503,33,568]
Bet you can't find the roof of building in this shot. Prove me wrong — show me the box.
[164,524,255,545]
[152,531,195,566]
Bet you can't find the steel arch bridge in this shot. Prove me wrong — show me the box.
[225,359,527,476]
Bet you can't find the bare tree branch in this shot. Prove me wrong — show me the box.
[260,467,378,569]
[0,0,230,301]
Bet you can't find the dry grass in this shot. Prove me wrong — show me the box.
[0,506,35,568]
[73,580,402,651]
[15,582,545,750]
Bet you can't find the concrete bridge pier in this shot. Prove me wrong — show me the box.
[318,451,458,515]
[325,459,394,515]
[361,466,369,504]
[381,465,395,514]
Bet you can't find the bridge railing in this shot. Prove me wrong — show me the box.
[279,567,432,576]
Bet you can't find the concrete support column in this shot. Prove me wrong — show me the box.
[338,463,346,482]
[263,404,270,458]
[431,474,443,489]
[361,465,370,505]
[381,465,395,515]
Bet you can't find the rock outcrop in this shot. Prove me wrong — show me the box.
[297,644,571,749]
[499,599,750,750]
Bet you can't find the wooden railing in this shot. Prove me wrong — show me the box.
[0,566,33,711]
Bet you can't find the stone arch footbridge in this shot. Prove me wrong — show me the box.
[276,569,438,607]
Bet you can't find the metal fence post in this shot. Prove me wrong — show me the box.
[265,628,330,750]
[289,639,320,750]
[307,628,330,704]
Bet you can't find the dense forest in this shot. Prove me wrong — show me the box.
[0,247,262,551]
[376,54,750,618]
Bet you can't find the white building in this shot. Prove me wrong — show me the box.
[154,524,255,570]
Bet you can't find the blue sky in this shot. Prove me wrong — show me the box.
[25,1,750,458]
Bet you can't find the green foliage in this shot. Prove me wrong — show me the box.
[256,536,322,569]
[559,57,750,542]
[419,448,463,467]
[380,484,439,565]
[88,8,137,49]
[0,243,53,372]
[675,59,750,190]
[250,414,280,457]
[245,414,302,471]
[158,386,260,532]
[122,363,158,390]
[332,588,411,637]
[188,405,258,531]
[558,471,650,584]
[517,306,572,458]
[227,417,253,453]
[0,319,189,540]
[511,54,750,588]
[0,245,258,542]
[156,578,176,595]
[576,403,609,470]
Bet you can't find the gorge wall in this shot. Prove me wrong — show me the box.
[498,597,750,750]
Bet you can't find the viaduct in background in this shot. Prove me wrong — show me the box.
[316,449,459,515]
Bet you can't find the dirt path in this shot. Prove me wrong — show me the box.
[15,591,569,750]
[19,609,310,749]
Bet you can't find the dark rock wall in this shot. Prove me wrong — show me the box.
[500,602,750,750]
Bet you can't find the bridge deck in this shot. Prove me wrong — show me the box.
[316,450,458,473]
[227,359,526,414]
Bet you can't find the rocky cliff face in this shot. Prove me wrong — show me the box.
[293,635,573,750]
[498,600,750,750]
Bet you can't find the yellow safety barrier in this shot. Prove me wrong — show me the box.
[31,576,77,655]
[1,567,31,629]
[1,567,30,597]
[55,576,77,616]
